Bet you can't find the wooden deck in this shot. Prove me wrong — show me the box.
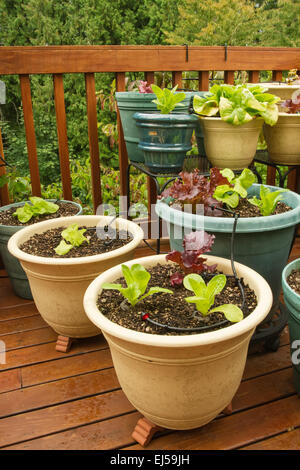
[0,239,300,451]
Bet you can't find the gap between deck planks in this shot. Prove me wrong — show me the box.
[0,239,300,450]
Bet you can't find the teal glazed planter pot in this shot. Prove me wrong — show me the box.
[282,258,300,396]
[0,200,82,299]
[116,91,206,163]
[134,112,199,174]
[156,184,300,311]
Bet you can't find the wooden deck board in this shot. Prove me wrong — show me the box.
[0,240,299,451]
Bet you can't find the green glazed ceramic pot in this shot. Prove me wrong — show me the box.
[116,91,206,163]
[156,184,300,313]
[134,112,199,173]
[282,258,300,396]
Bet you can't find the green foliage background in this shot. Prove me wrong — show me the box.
[0,0,298,211]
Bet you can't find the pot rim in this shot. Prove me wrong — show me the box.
[197,115,263,123]
[7,215,144,266]
[277,112,300,117]
[133,112,199,123]
[259,83,300,89]
[282,258,300,301]
[155,183,300,233]
[0,199,82,229]
[83,254,273,348]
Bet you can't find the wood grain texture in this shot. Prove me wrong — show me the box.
[0,369,21,394]
[19,74,41,196]
[241,428,300,450]
[0,368,119,418]
[248,71,260,83]
[85,73,102,212]
[115,72,128,207]
[0,390,134,448]
[21,346,110,387]
[224,71,235,85]
[0,335,104,372]
[0,241,299,451]
[124,395,300,450]
[198,71,210,91]
[0,128,9,206]
[1,46,299,74]
[53,74,72,201]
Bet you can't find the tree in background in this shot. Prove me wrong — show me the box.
[164,0,299,47]
[0,0,180,185]
[258,0,300,47]
[164,0,261,46]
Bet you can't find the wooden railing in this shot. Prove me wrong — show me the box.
[0,45,300,214]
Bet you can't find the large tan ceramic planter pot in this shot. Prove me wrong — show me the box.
[199,116,263,170]
[264,113,300,165]
[8,216,144,338]
[259,83,300,101]
[84,254,273,430]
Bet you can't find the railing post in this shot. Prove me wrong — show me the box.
[116,72,128,218]
[85,72,102,213]
[198,71,209,91]
[19,74,41,197]
[0,128,9,206]
[53,74,73,202]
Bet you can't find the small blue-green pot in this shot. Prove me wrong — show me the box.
[134,112,199,173]
[116,91,206,163]
[282,258,300,396]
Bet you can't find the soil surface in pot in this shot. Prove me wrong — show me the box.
[98,264,258,336]
[170,198,291,218]
[0,202,79,226]
[287,269,300,295]
[20,227,133,258]
[221,199,291,218]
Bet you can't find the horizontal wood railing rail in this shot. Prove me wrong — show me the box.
[0,45,300,213]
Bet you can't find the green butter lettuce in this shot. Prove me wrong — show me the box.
[54,223,89,256]
[102,264,173,307]
[193,84,280,126]
[13,197,59,223]
[213,168,256,208]
[248,185,288,216]
[151,84,186,114]
[183,273,243,322]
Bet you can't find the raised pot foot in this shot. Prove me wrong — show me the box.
[132,417,165,447]
[131,403,233,447]
[55,335,73,353]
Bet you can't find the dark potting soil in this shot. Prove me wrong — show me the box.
[222,199,291,218]
[0,201,79,226]
[20,227,133,258]
[287,269,300,296]
[97,263,258,336]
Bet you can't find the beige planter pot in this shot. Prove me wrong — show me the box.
[260,83,300,101]
[264,113,300,165]
[199,116,263,170]
[84,254,273,430]
[8,216,144,338]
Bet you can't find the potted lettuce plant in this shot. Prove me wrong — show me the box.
[83,237,272,432]
[133,85,199,173]
[263,88,300,165]
[116,81,204,165]
[155,167,300,346]
[193,83,280,169]
[8,215,144,345]
[282,258,300,396]
[0,197,82,299]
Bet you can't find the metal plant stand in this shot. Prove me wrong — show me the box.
[126,151,299,352]
[126,154,210,254]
